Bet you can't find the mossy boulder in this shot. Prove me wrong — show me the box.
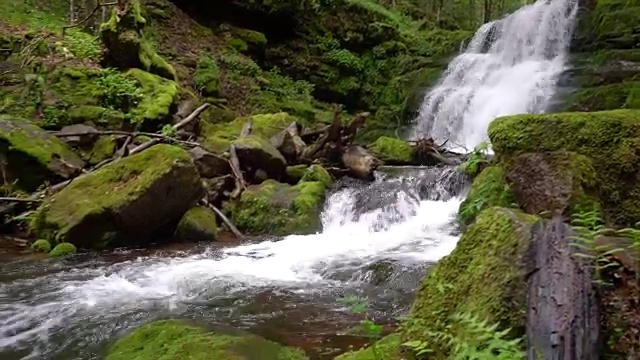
[106,320,308,360]
[0,116,85,191]
[30,239,52,253]
[505,151,600,216]
[126,69,179,128]
[232,136,287,180]
[402,207,537,356]
[334,333,401,360]
[285,165,308,183]
[175,206,218,241]
[49,242,77,257]
[85,135,117,165]
[489,109,640,226]
[300,165,332,188]
[201,112,299,153]
[458,166,515,225]
[32,144,204,249]
[100,0,176,80]
[563,81,640,111]
[226,179,327,235]
[193,56,220,97]
[368,136,415,164]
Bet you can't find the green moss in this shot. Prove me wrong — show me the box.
[564,82,640,111]
[300,165,333,188]
[49,242,77,257]
[226,180,327,235]
[175,206,218,241]
[489,109,640,226]
[232,28,267,48]
[193,55,220,97]
[368,136,414,164]
[334,333,401,360]
[229,38,248,52]
[201,112,298,153]
[458,166,515,225]
[403,207,537,356]
[592,0,640,48]
[87,136,117,165]
[68,106,126,128]
[106,320,308,360]
[30,239,51,253]
[32,144,202,248]
[286,165,308,183]
[126,68,178,127]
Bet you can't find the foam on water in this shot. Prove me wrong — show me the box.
[411,0,579,150]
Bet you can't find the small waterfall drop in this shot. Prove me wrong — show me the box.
[411,0,579,150]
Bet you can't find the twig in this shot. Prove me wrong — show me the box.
[51,130,201,148]
[203,199,243,239]
[0,197,42,203]
[62,1,118,34]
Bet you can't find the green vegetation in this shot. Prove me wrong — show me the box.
[458,166,515,225]
[106,320,309,360]
[193,55,220,96]
[368,136,415,164]
[49,242,77,257]
[175,206,218,241]
[300,165,333,188]
[30,239,51,253]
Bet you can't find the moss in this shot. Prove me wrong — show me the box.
[30,239,51,253]
[334,333,401,360]
[49,242,77,257]
[300,165,333,188]
[458,166,515,225]
[175,206,218,241]
[591,0,640,48]
[106,320,308,360]
[232,28,267,49]
[193,55,220,97]
[564,82,640,111]
[368,136,415,164]
[489,109,640,226]
[229,38,248,52]
[32,144,203,248]
[402,207,537,356]
[286,165,308,183]
[0,116,85,191]
[126,68,178,127]
[201,112,298,153]
[87,136,117,165]
[68,106,126,128]
[226,179,327,235]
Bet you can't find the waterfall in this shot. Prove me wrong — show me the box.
[411,0,579,151]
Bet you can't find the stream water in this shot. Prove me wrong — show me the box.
[0,0,580,358]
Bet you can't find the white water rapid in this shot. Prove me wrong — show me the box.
[411,0,579,150]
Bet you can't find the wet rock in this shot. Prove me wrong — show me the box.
[368,136,415,164]
[32,144,204,249]
[225,179,327,236]
[0,116,85,191]
[106,320,308,360]
[232,135,287,180]
[341,145,380,181]
[203,175,235,207]
[270,121,306,163]
[175,206,218,241]
[285,165,308,183]
[189,146,230,178]
[59,124,98,147]
[300,164,333,188]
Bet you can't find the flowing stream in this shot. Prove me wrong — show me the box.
[411,0,579,151]
[0,0,580,358]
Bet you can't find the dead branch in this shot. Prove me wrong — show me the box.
[62,1,118,35]
[51,130,201,148]
[0,197,42,203]
[203,199,243,239]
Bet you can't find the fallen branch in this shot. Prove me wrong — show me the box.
[62,1,118,34]
[203,199,243,239]
[51,130,201,148]
[0,197,42,203]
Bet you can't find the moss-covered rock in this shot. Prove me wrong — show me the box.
[30,239,51,253]
[201,112,299,153]
[175,206,218,241]
[126,68,179,128]
[285,165,308,183]
[402,207,537,357]
[300,164,332,188]
[334,333,401,360]
[106,320,308,360]
[563,81,640,112]
[368,136,415,164]
[193,55,220,97]
[85,135,117,165]
[505,151,600,216]
[489,109,640,226]
[32,144,204,249]
[458,166,515,225]
[100,0,177,80]
[0,116,85,191]
[232,135,287,180]
[49,242,77,257]
[225,179,327,235]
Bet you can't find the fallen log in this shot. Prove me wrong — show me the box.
[228,121,251,199]
[203,199,243,239]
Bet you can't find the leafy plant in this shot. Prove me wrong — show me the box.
[97,68,143,111]
[339,295,384,359]
[457,141,491,177]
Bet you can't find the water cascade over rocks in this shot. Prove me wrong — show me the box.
[411,0,579,150]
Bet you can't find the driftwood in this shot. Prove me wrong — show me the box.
[0,197,42,203]
[203,199,243,239]
[228,121,251,199]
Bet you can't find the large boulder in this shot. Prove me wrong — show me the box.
[225,178,328,236]
[489,109,640,226]
[106,320,308,360]
[31,144,204,248]
[402,207,537,355]
[175,206,218,241]
[0,116,85,191]
[232,135,287,181]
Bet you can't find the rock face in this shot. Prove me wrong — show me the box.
[0,116,85,191]
[232,135,287,180]
[525,216,601,360]
[175,206,218,241]
[32,144,204,249]
[106,320,308,360]
[189,146,230,178]
[489,110,640,225]
[403,207,537,355]
[341,145,380,181]
[226,177,329,236]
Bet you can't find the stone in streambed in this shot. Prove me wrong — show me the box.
[0,116,85,191]
[232,135,287,180]
[175,206,218,241]
[31,144,204,249]
[106,320,308,360]
[189,146,230,178]
[341,145,381,181]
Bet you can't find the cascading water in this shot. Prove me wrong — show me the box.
[411,0,579,150]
